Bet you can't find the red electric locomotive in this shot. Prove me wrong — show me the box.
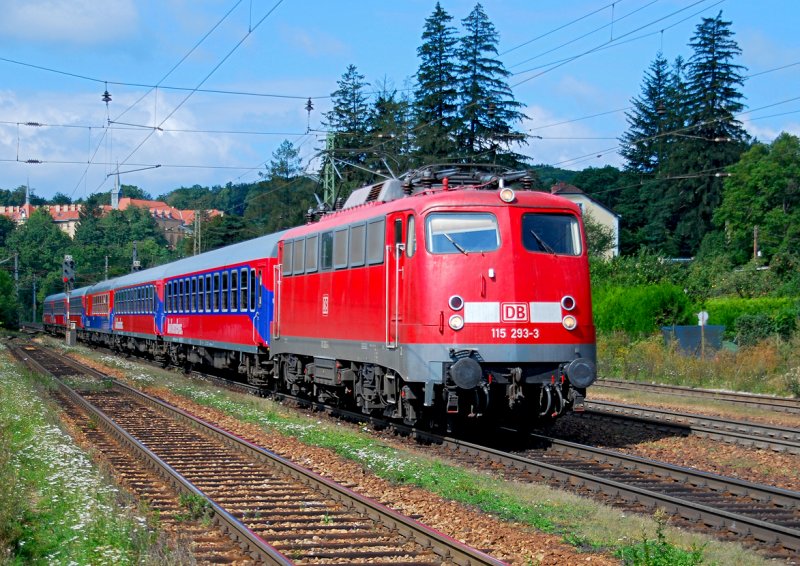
[43,165,596,430]
[272,165,596,427]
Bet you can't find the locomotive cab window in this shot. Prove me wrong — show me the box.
[522,213,582,256]
[426,213,500,254]
[406,215,416,258]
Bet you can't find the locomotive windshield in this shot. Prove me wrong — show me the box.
[426,213,500,254]
[522,213,582,256]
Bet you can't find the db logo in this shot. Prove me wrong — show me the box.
[502,302,528,322]
[322,294,329,316]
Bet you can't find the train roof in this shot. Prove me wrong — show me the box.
[283,185,582,240]
[86,230,288,294]
[44,286,90,303]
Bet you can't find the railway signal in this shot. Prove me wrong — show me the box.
[62,255,75,291]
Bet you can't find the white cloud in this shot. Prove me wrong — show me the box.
[0,0,139,44]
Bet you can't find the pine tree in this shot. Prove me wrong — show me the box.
[413,2,460,163]
[265,140,302,181]
[670,11,748,255]
[323,64,372,191]
[619,53,674,176]
[367,79,414,177]
[455,3,527,167]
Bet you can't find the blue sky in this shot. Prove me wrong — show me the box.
[1,0,798,202]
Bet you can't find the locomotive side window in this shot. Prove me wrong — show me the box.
[349,223,366,267]
[426,213,499,254]
[320,232,333,271]
[521,213,582,256]
[282,241,293,276]
[205,275,212,311]
[292,238,305,275]
[333,228,348,269]
[406,215,416,258]
[366,218,385,265]
[305,235,318,273]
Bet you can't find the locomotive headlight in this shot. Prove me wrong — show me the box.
[449,314,465,331]
[448,295,464,311]
[499,187,516,203]
[561,295,576,311]
[562,315,577,331]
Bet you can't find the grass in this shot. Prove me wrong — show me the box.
[42,337,773,565]
[598,332,800,397]
[0,343,182,565]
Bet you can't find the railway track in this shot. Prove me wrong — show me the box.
[596,378,800,414]
[9,341,503,565]
[584,399,800,455]
[26,335,800,558]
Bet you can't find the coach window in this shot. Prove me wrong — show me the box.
[366,218,385,265]
[150,286,154,312]
[305,235,318,273]
[205,275,211,311]
[197,277,204,312]
[165,284,170,313]
[406,215,416,258]
[333,228,348,269]
[283,241,293,276]
[349,223,366,267]
[230,270,239,312]
[170,282,176,313]
[239,268,247,311]
[135,288,140,313]
[194,277,200,312]
[213,273,220,311]
[250,270,257,311]
[178,280,184,312]
[221,271,229,311]
[185,278,191,312]
[292,238,305,275]
[320,232,333,271]
[188,278,193,312]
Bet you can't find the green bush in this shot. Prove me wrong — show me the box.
[706,297,800,339]
[593,284,695,336]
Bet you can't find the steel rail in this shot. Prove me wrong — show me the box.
[585,399,800,454]
[596,378,800,414]
[11,341,504,566]
[9,343,292,565]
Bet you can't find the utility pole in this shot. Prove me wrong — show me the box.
[753,225,759,261]
[13,252,18,291]
[105,256,109,280]
[31,274,36,323]
[193,212,202,255]
[323,132,336,207]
